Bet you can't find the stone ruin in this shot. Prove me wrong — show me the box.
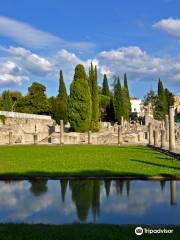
[0,109,179,153]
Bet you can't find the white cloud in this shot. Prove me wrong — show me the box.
[7,47,53,75]
[0,16,94,50]
[153,18,180,37]
[0,45,180,88]
[0,60,29,85]
[97,46,180,85]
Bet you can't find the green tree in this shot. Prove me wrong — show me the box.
[89,64,100,131]
[68,64,92,132]
[102,74,110,96]
[58,70,68,123]
[114,77,124,123]
[49,97,66,124]
[123,73,131,120]
[1,90,13,111]
[164,88,174,113]
[154,79,166,120]
[24,82,50,114]
[144,90,158,107]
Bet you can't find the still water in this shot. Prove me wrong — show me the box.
[0,180,179,224]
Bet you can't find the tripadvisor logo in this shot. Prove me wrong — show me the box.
[135,226,174,235]
[135,227,143,235]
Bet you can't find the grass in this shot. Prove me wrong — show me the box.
[0,145,179,177]
[0,224,179,240]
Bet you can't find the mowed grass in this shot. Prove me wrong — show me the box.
[0,145,179,177]
[0,224,180,240]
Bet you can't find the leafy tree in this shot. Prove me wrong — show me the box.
[102,74,110,96]
[144,90,157,107]
[10,91,23,112]
[49,97,66,124]
[1,90,13,111]
[23,82,50,114]
[89,64,100,131]
[68,64,92,132]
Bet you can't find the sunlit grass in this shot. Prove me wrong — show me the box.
[0,145,179,177]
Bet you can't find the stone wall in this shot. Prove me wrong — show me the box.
[0,111,54,144]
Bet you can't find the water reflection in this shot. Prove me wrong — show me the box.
[0,180,179,224]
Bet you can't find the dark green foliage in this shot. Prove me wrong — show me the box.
[68,64,92,132]
[106,97,115,122]
[114,77,124,123]
[144,90,158,107]
[49,97,67,124]
[1,90,13,111]
[102,74,110,96]
[20,82,50,115]
[165,88,174,113]
[89,63,100,131]
[56,70,68,123]
[154,79,166,120]
[58,70,67,99]
[123,73,131,120]
[100,95,110,120]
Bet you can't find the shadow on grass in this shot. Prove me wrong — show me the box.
[0,169,179,180]
[130,159,180,171]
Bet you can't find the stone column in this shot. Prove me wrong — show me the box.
[154,130,158,146]
[121,116,124,129]
[88,131,91,144]
[60,120,64,145]
[9,131,13,145]
[138,133,141,142]
[165,115,169,141]
[161,129,166,148]
[118,126,122,145]
[148,123,153,145]
[169,107,175,152]
[170,181,176,206]
[33,133,38,145]
[127,122,130,132]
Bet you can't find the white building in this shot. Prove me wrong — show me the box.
[130,97,144,116]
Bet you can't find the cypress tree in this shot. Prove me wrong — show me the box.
[57,70,68,123]
[123,73,131,120]
[164,88,174,114]
[89,64,100,131]
[88,62,94,95]
[154,79,166,120]
[68,64,92,132]
[114,77,124,123]
[102,74,110,96]
[58,70,68,100]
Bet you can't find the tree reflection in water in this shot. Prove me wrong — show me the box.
[29,180,48,196]
[24,179,178,223]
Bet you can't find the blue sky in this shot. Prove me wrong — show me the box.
[0,0,180,98]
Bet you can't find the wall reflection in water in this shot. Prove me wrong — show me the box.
[0,180,179,224]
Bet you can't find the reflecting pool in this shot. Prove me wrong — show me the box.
[0,180,179,224]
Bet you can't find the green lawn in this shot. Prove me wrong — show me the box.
[0,145,179,177]
[0,224,179,240]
